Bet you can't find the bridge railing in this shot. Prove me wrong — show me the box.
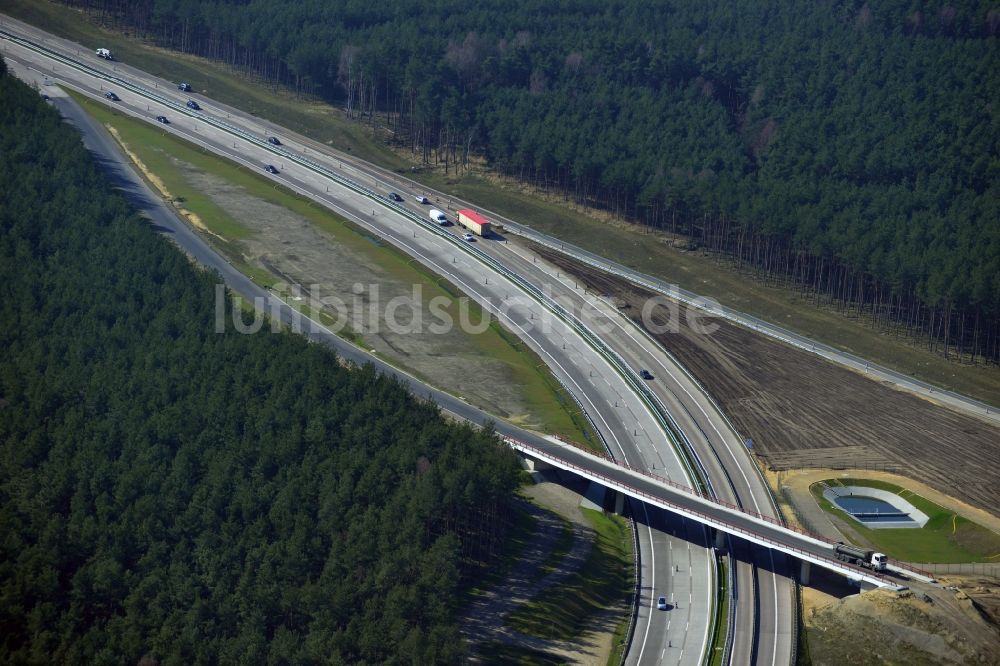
[510,435,837,544]
[506,436,905,585]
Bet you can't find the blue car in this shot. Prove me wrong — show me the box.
[186,100,200,110]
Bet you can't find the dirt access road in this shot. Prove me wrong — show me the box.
[534,244,1000,515]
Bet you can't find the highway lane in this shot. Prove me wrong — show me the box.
[2,37,715,665]
[0,26,795,660]
[502,224,1000,425]
[7,16,994,432]
[9,16,944,660]
[493,246,798,665]
[11,38,924,661]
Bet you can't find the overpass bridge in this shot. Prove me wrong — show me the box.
[506,435,931,590]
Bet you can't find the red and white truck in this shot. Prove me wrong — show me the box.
[457,209,490,236]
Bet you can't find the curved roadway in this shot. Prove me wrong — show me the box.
[1,36,717,665]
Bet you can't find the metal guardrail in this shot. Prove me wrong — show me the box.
[789,581,800,666]
[505,436,910,588]
[3,30,719,501]
[485,218,1000,420]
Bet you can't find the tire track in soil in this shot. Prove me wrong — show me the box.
[535,244,1000,514]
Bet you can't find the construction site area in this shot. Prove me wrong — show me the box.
[532,243,1000,516]
[531,241,1000,663]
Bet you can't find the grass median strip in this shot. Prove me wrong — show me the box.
[708,558,730,666]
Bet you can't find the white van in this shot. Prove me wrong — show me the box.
[428,209,450,225]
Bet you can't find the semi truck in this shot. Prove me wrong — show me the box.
[457,209,490,236]
[833,542,887,571]
[95,48,113,60]
[428,209,450,225]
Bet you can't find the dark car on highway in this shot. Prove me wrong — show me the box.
[177,82,192,92]
[156,115,169,124]
[104,91,119,101]
[388,192,403,201]
[264,164,279,174]
[268,136,281,146]
[186,100,201,110]
[640,369,654,380]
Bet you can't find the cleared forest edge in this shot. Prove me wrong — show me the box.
[22,0,1000,369]
[2,1,998,408]
[2,0,1000,404]
[532,243,1000,516]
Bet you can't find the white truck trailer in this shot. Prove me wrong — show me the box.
[457,209,490,236]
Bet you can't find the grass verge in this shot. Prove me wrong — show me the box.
[605,611,632,666]
[810,479,1000,563]
[708,558,730,666]
[66,88,599,447]
[506,508,633,641]
[0,0,406,169]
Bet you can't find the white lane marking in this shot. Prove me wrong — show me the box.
[770,550,780,666]
[635,503,657,666]
[537,267,784,663]
[12,38,705,665]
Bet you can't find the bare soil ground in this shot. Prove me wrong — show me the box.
[801,570,1000,666]
[534,245,1000,515]
[182,165,546,427]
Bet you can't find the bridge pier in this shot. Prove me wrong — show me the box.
[714,528,727,551]
[590,486,626,516]
[799,560,811,586]
[580,481,606,511]
[518,454,551,473]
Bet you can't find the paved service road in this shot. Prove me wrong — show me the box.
[2,32,716,665]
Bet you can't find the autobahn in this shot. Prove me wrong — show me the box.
[0,27,717,665]
[2,16,932,662]
[497,248,796,665]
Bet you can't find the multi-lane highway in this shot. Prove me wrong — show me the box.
[1,19,940,665]
[0,23,718,664]
[497,247,797,665]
